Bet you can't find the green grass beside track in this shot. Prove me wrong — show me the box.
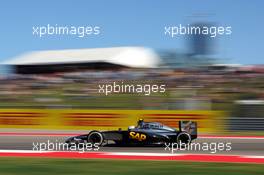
[0,157,263,175]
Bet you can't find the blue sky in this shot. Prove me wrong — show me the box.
[0,0,263,64]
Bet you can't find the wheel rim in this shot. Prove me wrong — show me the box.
[177,133,191,145]
[88,132,103,145]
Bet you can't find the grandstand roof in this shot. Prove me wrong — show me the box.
[2,47,161,68]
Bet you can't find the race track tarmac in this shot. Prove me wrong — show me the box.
[0,135,263,156]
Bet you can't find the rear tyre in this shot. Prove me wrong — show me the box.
[87,131,104,146]
[177,132,191,145]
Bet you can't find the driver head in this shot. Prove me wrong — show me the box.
[138,118,144,125]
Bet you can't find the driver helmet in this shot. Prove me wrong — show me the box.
[138,118,144,126]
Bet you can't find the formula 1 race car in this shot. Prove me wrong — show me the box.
[65,119,197,146]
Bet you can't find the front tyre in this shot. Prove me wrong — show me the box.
[87,131,104,146]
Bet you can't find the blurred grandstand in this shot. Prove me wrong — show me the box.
[0,47,264,131]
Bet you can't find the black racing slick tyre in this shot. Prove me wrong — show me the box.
[177,132,191,145]
[87,131,104,146]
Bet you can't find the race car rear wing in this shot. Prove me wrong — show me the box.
[179,121,197,139]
